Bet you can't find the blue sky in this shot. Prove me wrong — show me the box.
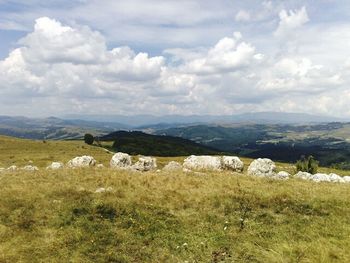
[0,0,350,117]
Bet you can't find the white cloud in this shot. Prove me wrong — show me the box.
[345,57,350,69]
[103,47,164,81]
[235,10,251,22]
[0,10,350,118]
[19,17,107,65]
[256,56,342,96]
[181,33,258,75]
[0,17,165,100]
[274,6,309,37]
[0,48,42,93]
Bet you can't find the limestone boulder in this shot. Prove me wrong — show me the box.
[328,173,345,183]
[132,156,157,172]
[22,165,39,171]
[343,176,350,183]
[294,171,313,180]
[163,161,182,172]
[221,156,244,172]
[110,152,132,168]
[46,162,64,170]
[183,155,222,171]
[67,155,96,168]
[310,173,330,182]
[7,165,18,171]
[247,158,276,177]
[275,171,290,180]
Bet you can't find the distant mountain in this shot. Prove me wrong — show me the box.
[0,116,129,140]
[100,131,223,156]
[64,112,346,127]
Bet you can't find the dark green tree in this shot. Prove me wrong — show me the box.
[84,133,94,145]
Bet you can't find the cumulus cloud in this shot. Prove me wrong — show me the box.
[0,17,165,99]
[20,17,107,65]
[181,32,260,75]
[274,6,309,37]
[257,56,342,93]
[0,10,350,117]
[104,47,164,82]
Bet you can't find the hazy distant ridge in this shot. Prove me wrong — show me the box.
[64,112,346,127]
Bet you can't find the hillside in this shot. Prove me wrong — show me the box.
[154,123,350,169]
[100,131,222,156]
[0,136,350,262]
[0,116,128,140]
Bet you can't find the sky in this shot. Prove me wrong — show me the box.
[0,0,350,117]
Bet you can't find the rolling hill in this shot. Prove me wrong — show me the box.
[100,131,223,156]
[0,115,129,140]
[154,122,350,169]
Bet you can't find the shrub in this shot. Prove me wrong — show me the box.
[296,155,319,174]
[84,133,94,145]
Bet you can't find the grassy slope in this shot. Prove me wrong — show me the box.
[0,135,350,262]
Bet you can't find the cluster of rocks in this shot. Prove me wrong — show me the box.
[0,165,39,172]
[0,155,97,172]
[110,153,157,172]
[295,171,350,183]
[183,155,244,172]
[1,152,350,184]
[67,155,96,168]
[246,158,350,183]
[247,158,290,180]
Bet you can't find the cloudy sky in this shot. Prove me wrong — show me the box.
[0,0,350,117]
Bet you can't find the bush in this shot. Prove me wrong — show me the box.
[296,155,319,174]
[84,133,94,145]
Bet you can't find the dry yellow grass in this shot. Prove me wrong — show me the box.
[0,135,350,262]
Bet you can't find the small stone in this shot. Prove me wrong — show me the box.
[46,162,64,170]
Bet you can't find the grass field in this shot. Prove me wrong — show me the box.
[1,135,350,262]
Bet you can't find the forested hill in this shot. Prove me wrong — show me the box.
[100,131,223,156]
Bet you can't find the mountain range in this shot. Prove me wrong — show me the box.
[0,112,346,140]
[63,112,346,127]
[2,113,350,168]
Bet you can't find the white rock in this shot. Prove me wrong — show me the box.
[132,156,157,172]
[163,161,182,172]
[7,165,18,171]
[275,171,290,180]
[96,164,105,169]
[183,168,191,173]
[328,173,345,183]
[95,187,113,193]
[67,155,96,168]
[343,176,350,183]
[247,158,276,177]
[110,152,132,168]
[46,162,64,170]
[295,172,346,183]
[310,173,330,182]
[294,171,313,180]
[221,156,244,172]
[183,155,222,171]
[21,165,39,171]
